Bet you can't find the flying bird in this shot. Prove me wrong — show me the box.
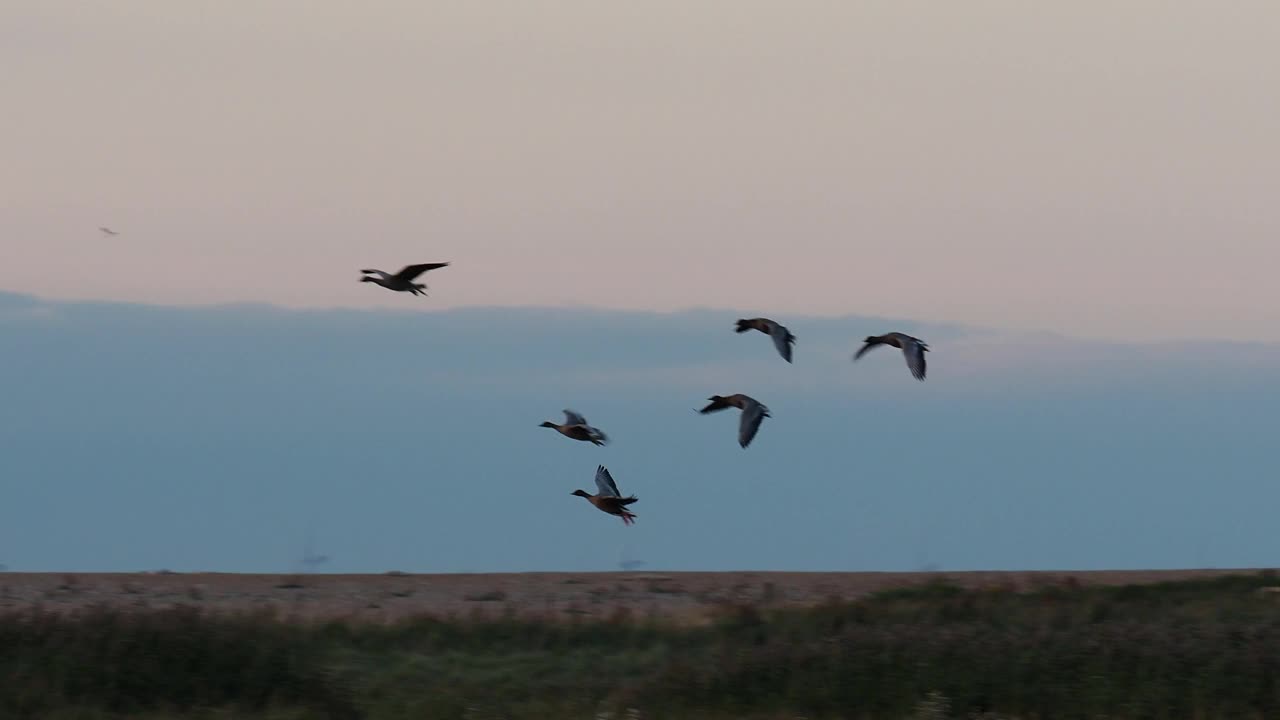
[540,409,609,446]
[571,465,638,525]
[359,262,450,296]
[98,227,118,237]
[853,332,929,380]
[735,317,796,363]
[698,393,771,448]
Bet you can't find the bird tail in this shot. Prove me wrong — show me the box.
[619,496,638,506]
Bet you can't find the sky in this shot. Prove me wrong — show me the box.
[4,1,1280,341]
[3,4,1279,573]
[1,292,1278,573]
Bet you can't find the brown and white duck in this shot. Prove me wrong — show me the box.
[571,465,638,525]
[540,409,609,446]
[735,317,796,363]
[853,332,929,380]
[359,262,450,296]
[698,393,771,448]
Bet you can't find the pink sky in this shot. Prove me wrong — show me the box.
[4,1,1278,341]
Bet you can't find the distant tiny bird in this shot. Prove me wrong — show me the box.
[359,262,450,296]
[698,393,771,448]
[572,465,638,525]
[853,332,929,380]
[98,227,118,237]
[735,317,796,363]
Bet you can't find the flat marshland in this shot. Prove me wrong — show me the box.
[2,569,1279,719]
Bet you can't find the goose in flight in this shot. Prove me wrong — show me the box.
[735,317,796,363]
[359,262,450,296]
[853,332,929,380]
[98,227,119,237]
[572,465,638,525]
[698,393,771,448]
[540,409,609,446]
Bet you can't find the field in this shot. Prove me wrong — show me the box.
[3,568,1280,720]
[0,568,1262,623]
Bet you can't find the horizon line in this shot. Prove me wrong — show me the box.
[6,288,1274,349]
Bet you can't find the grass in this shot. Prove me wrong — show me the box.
[3,572,1280,719]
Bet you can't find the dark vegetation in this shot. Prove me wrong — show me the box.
[4,572,1280,719]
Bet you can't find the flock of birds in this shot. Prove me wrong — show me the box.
[354,260,931,527]
[91,232,931,528]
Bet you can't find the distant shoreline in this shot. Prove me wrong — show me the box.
[2,568,1268,623]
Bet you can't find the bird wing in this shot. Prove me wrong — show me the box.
[738,400,768,448]
[395,263,450,281]
[594,465,622,498]
[563,409,588,426]
[903,340,927,380]
[769,324,795,363]
[588,426,609,445]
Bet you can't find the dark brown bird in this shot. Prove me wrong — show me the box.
[359,262,450,296]
[735,317,795,363]
[571,465,638,525]
[698,393,771,448]
[540,409,608,446]
[853,332,929,380]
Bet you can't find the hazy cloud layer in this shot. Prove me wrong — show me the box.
[1,292,1276,573]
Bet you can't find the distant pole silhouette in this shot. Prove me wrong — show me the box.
[618,544,646,571]
[297,530,331,573]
